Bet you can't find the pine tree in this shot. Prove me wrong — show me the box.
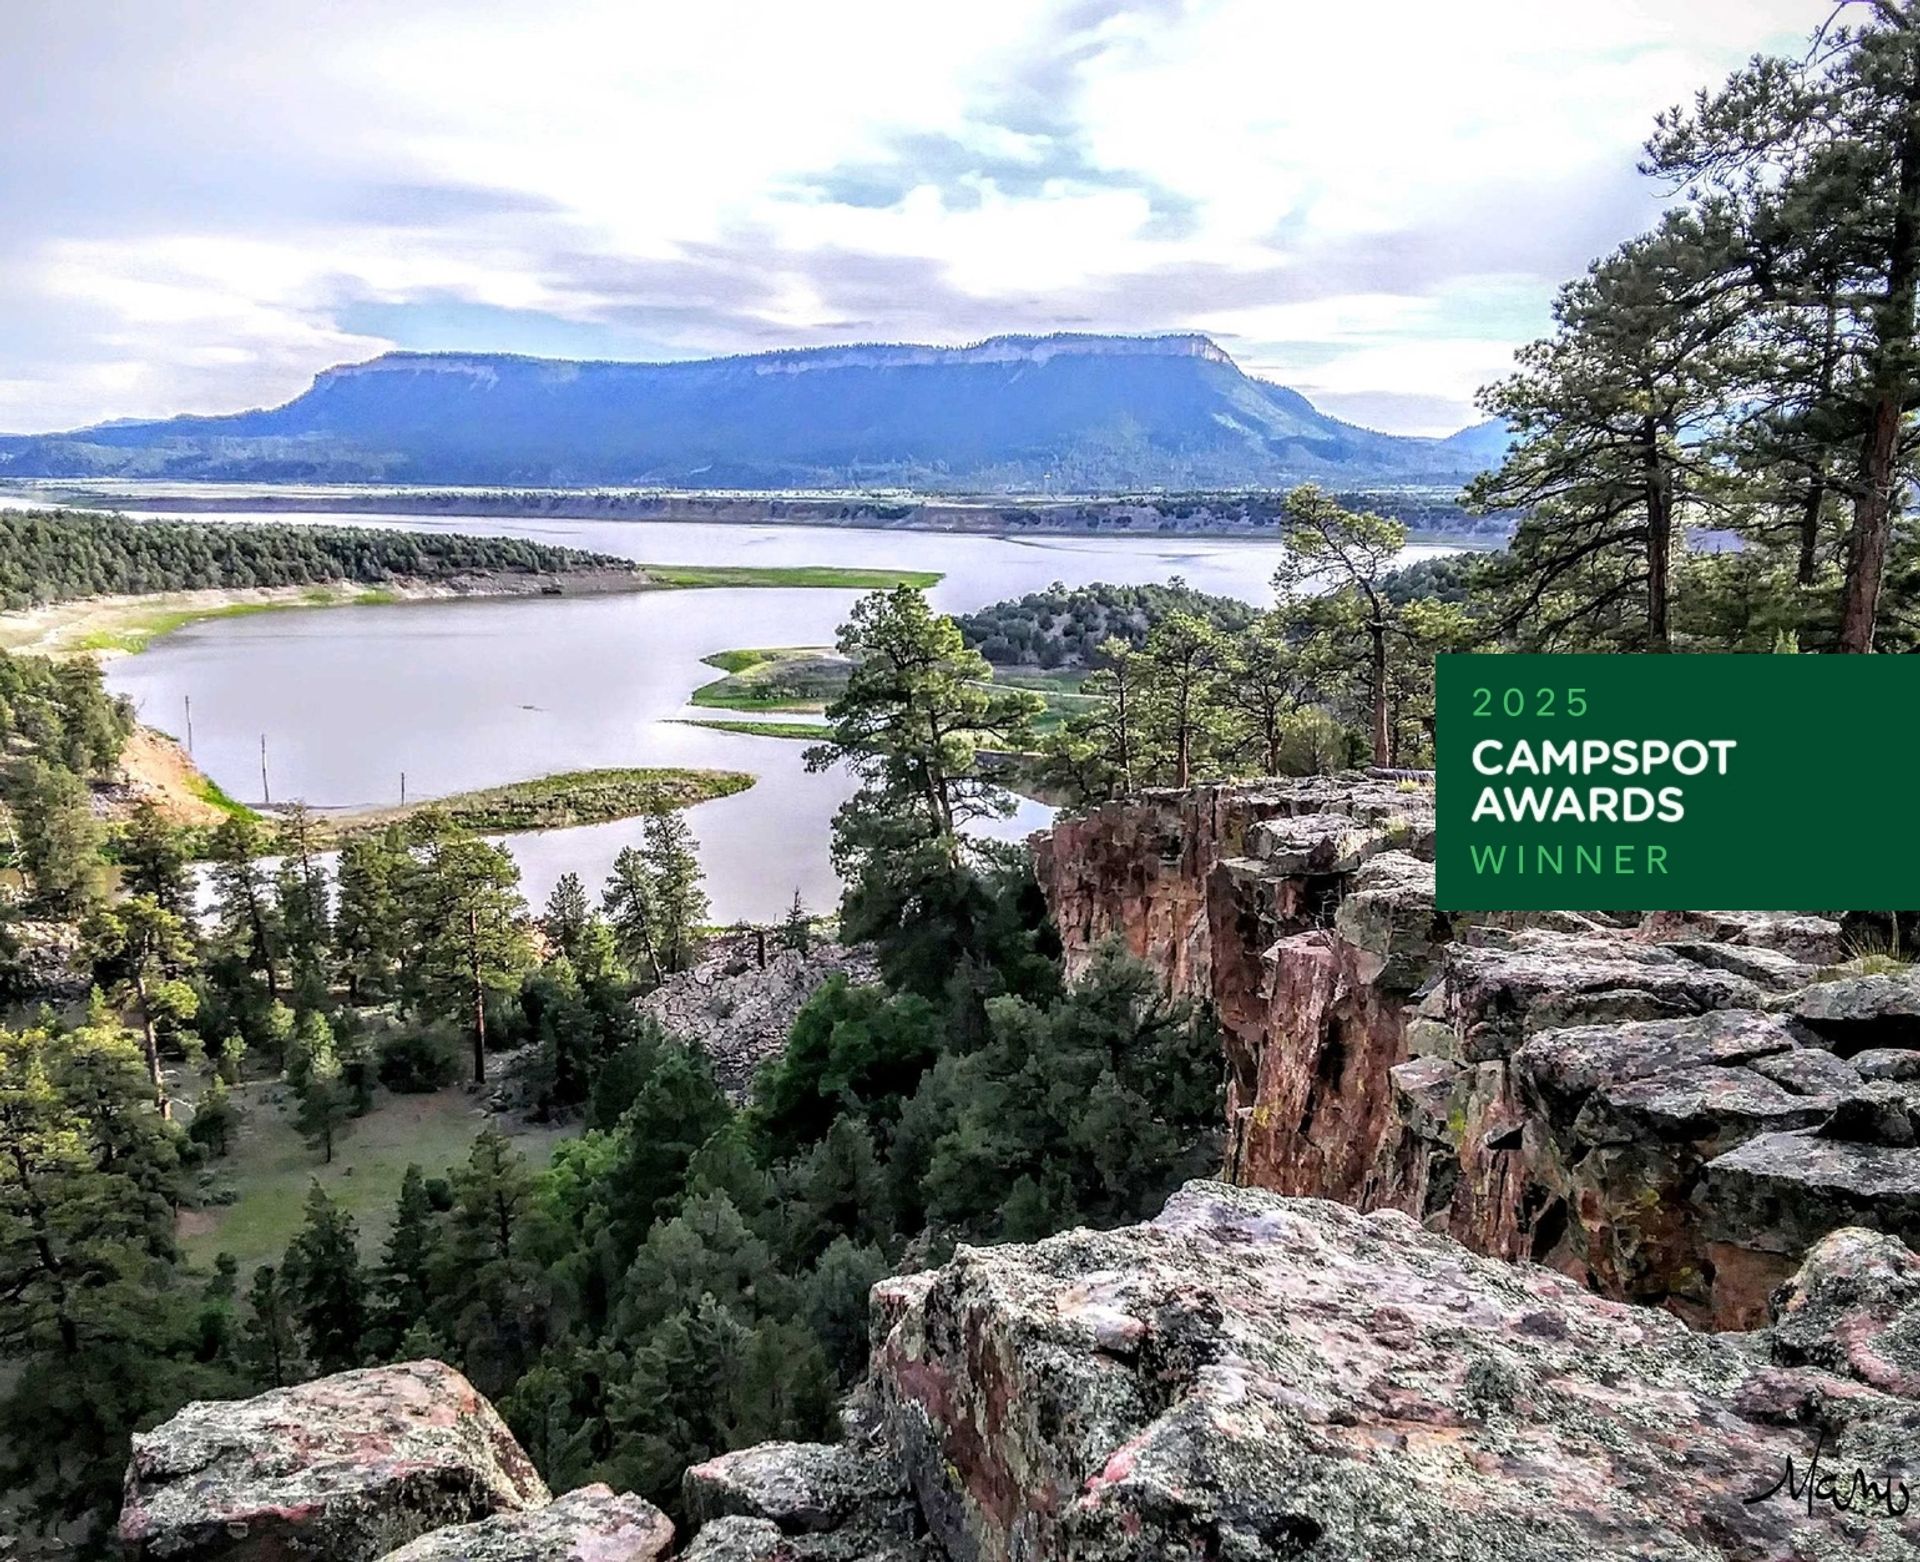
[1468,214,1743,654]
[274,805,332,999]
[241,1264,304,1387]
[1272,487,1410,767]
[208,813,282,1004]
[334,829,405,1002]
[1222,613,1303,777]
[291,1016,350,1164]
[780,890,812,954]
[603,846,663,984]
[808,587,1043,861]
[374,1163,441,1353]
[412,836,528,1084]
[82,893,200,1117]
[282,1183,368,1373]
[119,798,195,920]
[188,1072,238,1157]
[1134,611,1227,788]
[12,757,104,914]
[643,811,709,975]
[1645,5,1920,651]
[0,1017,229,1544]
[542,872,592,962]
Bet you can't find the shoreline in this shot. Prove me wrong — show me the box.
[0,570,644,659]
[0,561,942,660]
[109,734,756,848]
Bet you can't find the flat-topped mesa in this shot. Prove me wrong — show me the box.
[1028,774,1920,1327]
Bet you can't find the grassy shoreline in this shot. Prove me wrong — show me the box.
[679,717,835,741]
[113,736,752,851]
[648,564,940,589]
[308,766,757,844]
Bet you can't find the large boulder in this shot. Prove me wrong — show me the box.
[866,1181,1920,1561]
[376,1485,673,1561]
[119,1361,550,1561]
[682,1439,934,1560]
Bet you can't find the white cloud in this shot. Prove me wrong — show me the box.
[0,0,1824,434]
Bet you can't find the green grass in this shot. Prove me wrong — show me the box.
[647,564,941,590]
[679,718,835,741]
[178,1081,574,1273]
[188,769,260,821]
[74,599,296,655]
[324,765,755,841]
[984,668,1094,695]
[690,646,851,712]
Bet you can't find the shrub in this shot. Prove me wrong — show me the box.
[377,1024,462,1093]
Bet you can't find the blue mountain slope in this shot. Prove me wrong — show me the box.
[0,333,1500,491]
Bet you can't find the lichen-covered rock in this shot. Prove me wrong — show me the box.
[1704,1126,1920,1314]
[684,1443,901,1534]
[1511,1011,1847,1321]
[1435,931,1763,1064]
[1769,1226,1920,1396]
[119,1361,549,1561]
[1331,850,1452,990]
[870,1182,1920,1561]
[681,1517,797,1561]
[376,1485,672,1561]
[1637,909,1845,965]
[682,1438,934,1560]
[1790,974,1920,1054]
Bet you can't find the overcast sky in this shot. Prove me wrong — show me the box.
[5,0,1818,437]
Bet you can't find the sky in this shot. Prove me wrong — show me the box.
[4,0,1818,438]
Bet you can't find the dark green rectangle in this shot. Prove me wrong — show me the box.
[1435,654,1920,911]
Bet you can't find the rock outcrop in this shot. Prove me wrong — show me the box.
[377,1484,674,1561]
[124,1188,1920,1561]
[685,1183,1920,1560]
[639,934,879,1101]
[119,1360,552,1561]
[1029,776,1920,1327]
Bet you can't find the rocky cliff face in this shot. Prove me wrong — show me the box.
[130,1191,1920,1559]
[1030,776,1920,1328]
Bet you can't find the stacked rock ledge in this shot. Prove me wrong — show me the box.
[1028,773,1920,1328]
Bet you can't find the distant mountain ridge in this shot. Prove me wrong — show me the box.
[0,332,1506,492]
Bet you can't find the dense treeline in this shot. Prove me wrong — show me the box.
[1463,5,1920,654]
[0,508,629,610]
[955,580,1254,668]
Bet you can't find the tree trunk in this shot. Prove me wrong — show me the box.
[1800,299,1840,588]
[468,907,487,1085]
[1799,469,1827,586]
[1369,622,1390,768]
[1840,36,1920,653]
[1641,417,1673,653]
[134,969,169,1119]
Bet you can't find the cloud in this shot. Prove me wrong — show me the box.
[0,0,1822,436]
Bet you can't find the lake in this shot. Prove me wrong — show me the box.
[103,510,1460,921]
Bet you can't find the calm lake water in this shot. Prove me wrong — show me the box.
[103,510,1459,921]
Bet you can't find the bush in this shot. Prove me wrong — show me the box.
[377,1025,462,1093]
